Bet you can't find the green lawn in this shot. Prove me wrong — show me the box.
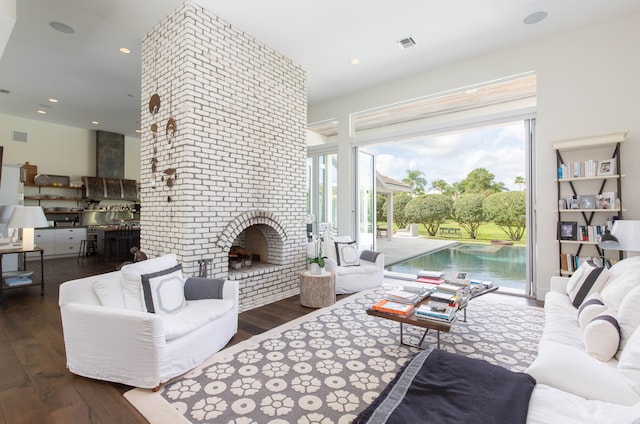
[379,220,526,245]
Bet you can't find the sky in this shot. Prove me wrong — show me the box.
[367,121,526,192]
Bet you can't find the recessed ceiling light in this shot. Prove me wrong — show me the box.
[119,47,131,54]
[350,58,361,65]
[37,110,46,114]
[49,21,75,34]
[49,98,58,103]
[523,11,547,25]
[91,121,99,125]
[135,129,142,133]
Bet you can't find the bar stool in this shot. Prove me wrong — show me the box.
[78,239,99,263]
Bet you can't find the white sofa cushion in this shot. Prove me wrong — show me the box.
[618,327,640,397]
[141,264,186,315]
[583,311,621,361]
[323,236,351,263]
[578,293,607,331]
[566,261,610,308]
[527,384,640,424]
[120,254,178,311]
[335,240,360,266]
[93,279,125,309]
[335,263,381,276]
[616,285,640,358]
[601,271,640,312]
[162,299,234,341]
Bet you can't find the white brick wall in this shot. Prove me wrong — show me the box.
[140,1,307,312]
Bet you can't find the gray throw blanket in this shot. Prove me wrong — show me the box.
[353,348,536,424]
[360,250,381,262]
[184,277,226,300]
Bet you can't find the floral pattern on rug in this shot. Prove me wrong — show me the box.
[160,289,544,423]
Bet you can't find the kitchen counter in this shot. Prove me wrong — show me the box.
[95,228,140,262]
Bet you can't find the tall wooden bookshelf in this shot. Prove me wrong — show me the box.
[554,132,626,275]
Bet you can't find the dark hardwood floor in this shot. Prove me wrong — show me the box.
[0,256,542,424]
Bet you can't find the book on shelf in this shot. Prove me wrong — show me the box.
[4,276,33,287]
[371,300,416,317]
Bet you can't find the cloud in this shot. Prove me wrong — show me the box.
[370,121,526,191]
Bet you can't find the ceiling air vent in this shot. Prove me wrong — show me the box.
[0,88,10,95]
[396,36,416,50]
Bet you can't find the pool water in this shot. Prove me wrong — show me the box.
[386,243,526,291]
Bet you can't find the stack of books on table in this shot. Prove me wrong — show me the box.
[371,300,416,317]
[385,286,431,305]
[415,270,445,286]
[4,276,33,287]
[415,304,458,323]
[469,280,493,294]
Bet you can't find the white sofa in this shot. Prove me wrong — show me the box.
[319,236,384,294]
[59,254,238,389]
[525,256,640,422]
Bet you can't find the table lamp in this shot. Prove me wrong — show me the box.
[0,205,17,242]
[599,220,640,255]
[7,206,49,250]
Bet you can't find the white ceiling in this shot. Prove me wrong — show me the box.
[1,0,639,139]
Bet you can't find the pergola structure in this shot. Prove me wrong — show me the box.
[376,172,412,241]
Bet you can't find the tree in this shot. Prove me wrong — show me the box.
[376,193,387,223]
[452,194,485,239]
[402,169,427,196]
[392,192,412,229]
[404,194,452,236]
[514,176,525,190]
[483,191,526,241]
[459,168,505,195]
[430,179,449,194]
[444,181,463,199]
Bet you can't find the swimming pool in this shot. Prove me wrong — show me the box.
[386,243,526,291]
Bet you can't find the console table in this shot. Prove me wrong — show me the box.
[0,246,45,303]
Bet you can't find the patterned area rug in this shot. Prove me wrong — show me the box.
[124,286,544,423]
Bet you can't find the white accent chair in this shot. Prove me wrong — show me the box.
[59,254,239,389]
[320,236,384,294]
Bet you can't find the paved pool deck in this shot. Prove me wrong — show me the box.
[375,236,457,266]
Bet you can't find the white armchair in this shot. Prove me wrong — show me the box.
[59,254,239,389]
[320,236,384,294]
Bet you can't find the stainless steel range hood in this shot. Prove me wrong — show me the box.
[82,176,138,201]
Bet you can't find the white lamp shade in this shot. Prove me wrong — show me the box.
[0,205,16,224]
[7,206,49,229]
[7,206,49,250]
[611,220,640,252]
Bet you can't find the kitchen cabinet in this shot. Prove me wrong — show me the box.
[34,228,86,258]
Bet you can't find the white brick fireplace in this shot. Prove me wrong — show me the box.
[139,2,307,311]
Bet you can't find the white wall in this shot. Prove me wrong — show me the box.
[308,13,640,299]
[0,113,141,181]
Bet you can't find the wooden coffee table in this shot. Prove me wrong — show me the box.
[366,285,498,349]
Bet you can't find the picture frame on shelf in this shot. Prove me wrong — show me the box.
[597,159,616,176]
[579,195,596,210]
[559,221,578,241]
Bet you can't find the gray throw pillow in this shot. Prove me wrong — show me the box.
[184,277,226,300]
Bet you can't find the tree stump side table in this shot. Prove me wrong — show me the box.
[299,270,336,308]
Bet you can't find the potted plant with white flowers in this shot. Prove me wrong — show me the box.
[305,213,327,275]
[307,237,326,275]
